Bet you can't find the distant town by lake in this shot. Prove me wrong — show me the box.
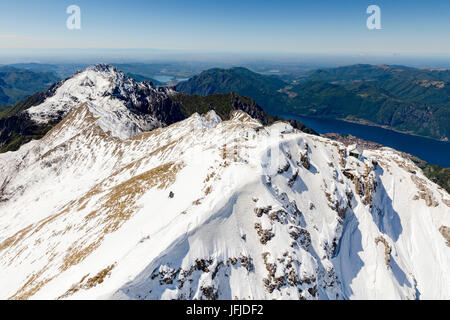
[280,114,450,167]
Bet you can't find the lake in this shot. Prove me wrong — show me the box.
[279,114,450,167]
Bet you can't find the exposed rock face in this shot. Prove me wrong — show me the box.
[411,175,439,207]
[439,226,450,247]
[375,236,392,268]
[0,64,284,152]
[323,132,450,194]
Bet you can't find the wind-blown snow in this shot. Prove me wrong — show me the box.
[0,101,449,300]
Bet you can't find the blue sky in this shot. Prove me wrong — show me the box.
[0,0,449,54]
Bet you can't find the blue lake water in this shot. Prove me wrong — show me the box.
[279,114,450,167]
[153,76,190,83]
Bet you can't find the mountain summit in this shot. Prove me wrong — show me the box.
[0,100,449,299]
[1,64,293,152]
[25,63,180,139]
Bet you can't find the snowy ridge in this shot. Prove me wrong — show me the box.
[0,104,449,300]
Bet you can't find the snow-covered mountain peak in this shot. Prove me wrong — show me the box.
[188,110,223,129]
[0,103,448,300]
[85,63,119,74]
[24,64,177,139]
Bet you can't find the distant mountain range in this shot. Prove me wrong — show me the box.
[6,63,447,141]
[0,66,60,106]
[0,64,315,153]
[176,67,287,114]
[176,64,450,141]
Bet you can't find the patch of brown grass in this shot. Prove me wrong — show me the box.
[0,225,33,252]
[8,266,54,300]
[58,263,116,299]
[61,162,184,271]
[61,239,103,272]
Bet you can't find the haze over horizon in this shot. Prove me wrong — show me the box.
[1,0,449,58]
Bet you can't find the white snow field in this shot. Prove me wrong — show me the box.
[0,67,449,300]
